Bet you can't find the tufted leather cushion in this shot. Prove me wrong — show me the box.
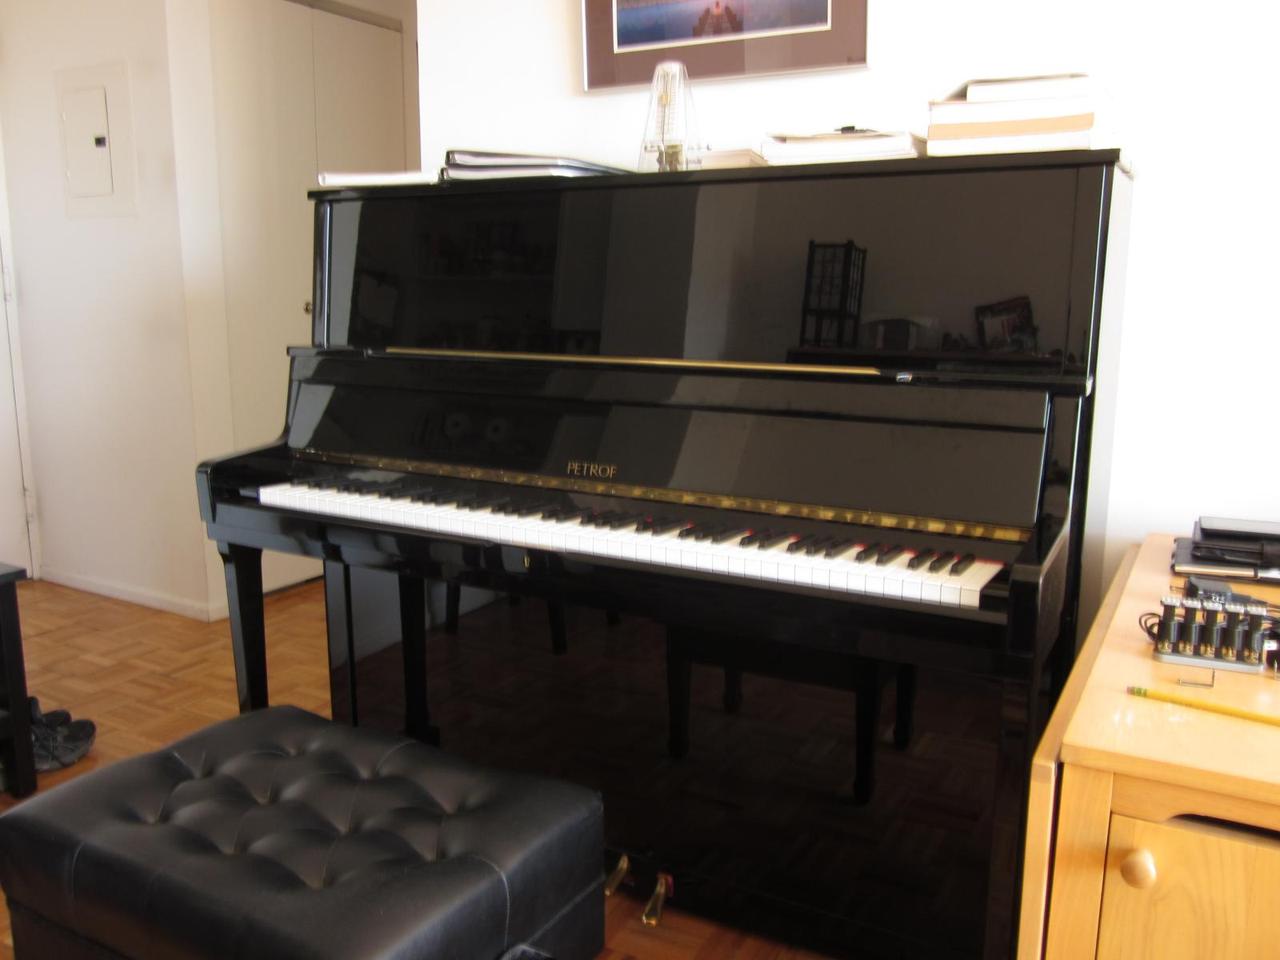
[0,706,603,960]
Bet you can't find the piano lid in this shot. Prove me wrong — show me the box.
[311,153,1117,386]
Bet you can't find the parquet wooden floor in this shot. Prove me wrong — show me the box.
[0,578,827,960]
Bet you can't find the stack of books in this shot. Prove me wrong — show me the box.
[924,73,1094,157]
[760,129,920,165]
[440,150,630,181]
[1172,517,1280,585]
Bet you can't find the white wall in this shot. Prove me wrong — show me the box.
[0,118,38,573]
[0,0,211,614]
[0,0,422,620]
[418,0,1280,618]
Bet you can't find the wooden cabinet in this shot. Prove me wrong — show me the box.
[1019,535,1280,959]
[1097,815,1280,959]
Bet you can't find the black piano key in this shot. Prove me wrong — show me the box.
[876,545,905,566]
[712,527,750,544]
[677,524,700,539]
[928,551,956,573]
[375,477,417,498]
[547,507,590,522]
[755,532,791,550]
[515,502,550,517]
[824,539,858,559]
[606,513,640,530]
[950,553,976,575]
[804,536,834,556]
[649,518,688,535]
[786,535,818,554]
[908,550,936,570]
[855,543,881,563]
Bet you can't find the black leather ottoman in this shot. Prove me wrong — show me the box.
[0,706,604,960]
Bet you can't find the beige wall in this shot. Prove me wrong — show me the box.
[0,0,419,619]
[0,0,211,614]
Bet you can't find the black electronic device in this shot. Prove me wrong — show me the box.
[1193,516,1280,571]
[1148,594,1274,674]
[1184,575,1265,606]
[1199,516,1280,541]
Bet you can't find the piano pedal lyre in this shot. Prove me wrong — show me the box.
[603,853,630,898]
[640,872,673,927]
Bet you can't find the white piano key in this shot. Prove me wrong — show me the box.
[256,482,1005,613]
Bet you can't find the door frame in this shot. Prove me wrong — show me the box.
[0,116,39,575]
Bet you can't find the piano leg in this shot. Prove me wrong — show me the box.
[548,601,567,656]
[893,664,917,750]
[218,542,267,713]
[853,664,880,805]
[985,671,1041,959]
[324,560,358,724]
[723,666,743,714]
[444,583,460,635]
[665,628,692,759]
[399,575,440,746]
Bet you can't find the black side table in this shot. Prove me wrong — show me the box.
[0,563,34,797]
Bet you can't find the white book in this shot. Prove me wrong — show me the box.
[929,95,1093,126]
[964,73,1092,102]
[696,148,768,169]
[925,129,1091,157]
[761,130,920,164]
[444,149,629,174]
[439,164,616,181]
[317,170,435,188]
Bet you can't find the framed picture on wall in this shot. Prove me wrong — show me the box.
[582,0,868,89]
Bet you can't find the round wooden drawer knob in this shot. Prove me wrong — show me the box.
[1120,849,1157,889]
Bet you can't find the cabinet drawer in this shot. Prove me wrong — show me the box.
[1097,814,1280,959]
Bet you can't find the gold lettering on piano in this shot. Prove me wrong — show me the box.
[567,460,618,480]
[299,449,1031,543]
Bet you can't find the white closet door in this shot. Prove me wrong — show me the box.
[0,241,30,571]
[313,9,406,174]
[211,0,320,592]
[211,0,406,594]
[0,112,31,572]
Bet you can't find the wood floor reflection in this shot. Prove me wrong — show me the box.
[342,593,1005,958]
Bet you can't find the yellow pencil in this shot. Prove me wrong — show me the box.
[1127,685,1280,728]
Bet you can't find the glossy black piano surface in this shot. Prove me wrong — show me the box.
[200,151,1129,958]
[317,153,1109,382]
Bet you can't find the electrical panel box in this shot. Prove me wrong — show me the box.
[55,63,134,218]
[59,86,114,198]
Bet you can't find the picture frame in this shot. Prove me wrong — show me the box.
[582,0,868,90]
[974,296,1035,351]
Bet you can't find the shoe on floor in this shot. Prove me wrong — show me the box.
[32,718,96,773]
[29,697,71,730]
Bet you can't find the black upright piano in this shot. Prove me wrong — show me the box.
[198,150,1130,958]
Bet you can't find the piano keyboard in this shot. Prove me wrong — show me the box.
[256,479,1006,609]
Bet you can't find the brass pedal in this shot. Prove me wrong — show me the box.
[603,854,630,898]
[640,872,673,927]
